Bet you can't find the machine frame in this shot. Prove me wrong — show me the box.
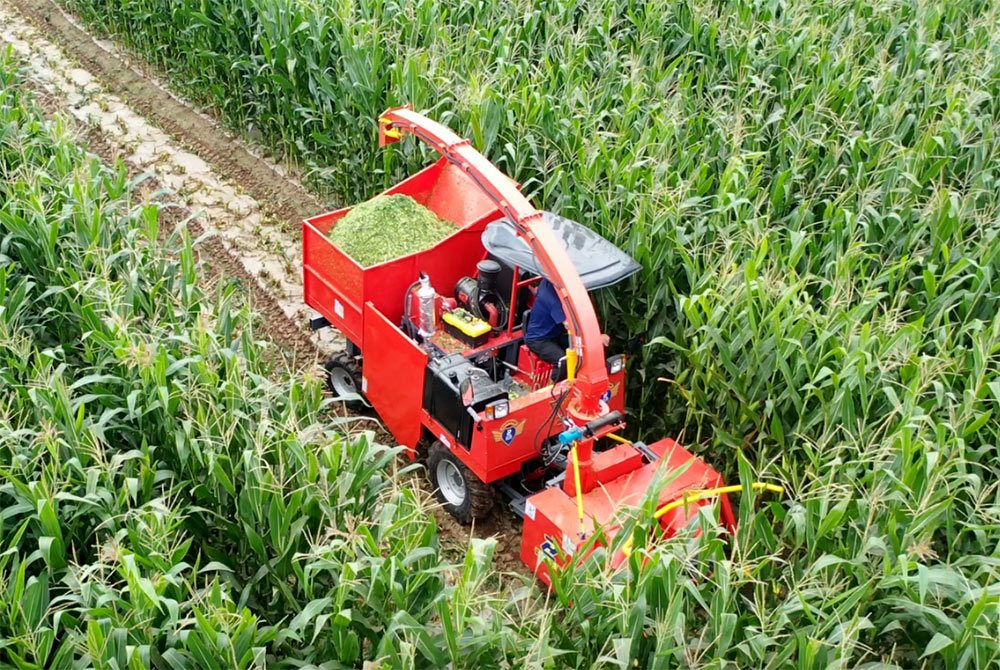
[303,107,739,585]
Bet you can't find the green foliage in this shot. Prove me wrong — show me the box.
[15,0,1000,665]
[0,54,509,669]
[59,0,1000,428]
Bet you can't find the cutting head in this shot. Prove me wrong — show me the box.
[520,437,735,587]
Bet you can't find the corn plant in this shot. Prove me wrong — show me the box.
[0,54,511,669]
[24,0,1000,665]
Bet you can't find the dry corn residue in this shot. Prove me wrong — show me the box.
[328,194,456,266]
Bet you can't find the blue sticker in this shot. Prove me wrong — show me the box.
[492,419,526,445]
[540,535,560,560]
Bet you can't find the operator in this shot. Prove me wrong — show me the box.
[525,278,609,382]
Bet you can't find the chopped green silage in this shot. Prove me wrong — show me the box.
[328,193,456,266]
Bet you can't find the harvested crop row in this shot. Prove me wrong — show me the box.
[329,193,456,266]
[0,1,340,357]
[0,59,507,668]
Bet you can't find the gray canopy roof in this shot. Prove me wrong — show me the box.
[481,212,641,290]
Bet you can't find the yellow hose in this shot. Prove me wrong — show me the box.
[570,443,586,536]
[653,483,784,520]
[606,433,631,445]
[378,117,402,138]
[620,482,785,557]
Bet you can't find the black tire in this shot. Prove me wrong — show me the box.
[323,351,366,411]
[427,442,494,523]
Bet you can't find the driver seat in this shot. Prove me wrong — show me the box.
[517,309,555,389]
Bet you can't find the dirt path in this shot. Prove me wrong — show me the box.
[0,0,337,361]
[8,0,324,225]
[0,0,529,577]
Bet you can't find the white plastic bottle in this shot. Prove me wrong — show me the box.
[417,273,436,338]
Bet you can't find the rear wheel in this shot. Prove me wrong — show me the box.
[427,442,494,523]
[324,351,366,411]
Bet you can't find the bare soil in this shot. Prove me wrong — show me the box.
[8,0,323,224]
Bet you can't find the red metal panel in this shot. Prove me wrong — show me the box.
[423,378,590,485]
[521,440,729,586]
[362,224,489,325]
[424,160,510,225]
[476,384,575,482]
[385,158,445,206]
[420,391,557,484]
[302,214,364,344]
[592,445,645,486]
[302,155,508,348]
[520,486,586,586]
[362,303,427,450]
[582,456,723,525]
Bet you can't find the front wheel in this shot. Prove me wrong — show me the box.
[427,442,494,523]
[323,351,366,411]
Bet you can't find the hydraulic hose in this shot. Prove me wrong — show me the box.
[620,482,785,557]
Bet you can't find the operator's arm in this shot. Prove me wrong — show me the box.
[562,319,610,346]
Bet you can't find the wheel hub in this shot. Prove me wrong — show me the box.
[436,459,466,507]
[329,367,357,396]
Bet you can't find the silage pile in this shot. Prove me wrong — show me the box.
[329,194,455,266]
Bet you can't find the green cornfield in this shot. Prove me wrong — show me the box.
[3,0,999,666]
[0,57,505,667]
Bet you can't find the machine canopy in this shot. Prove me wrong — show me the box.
[482,212,641,290]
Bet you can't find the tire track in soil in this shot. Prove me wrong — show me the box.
[4,0,531,577]
[9,0,323,227]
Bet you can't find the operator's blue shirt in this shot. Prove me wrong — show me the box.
[525,279,566,341]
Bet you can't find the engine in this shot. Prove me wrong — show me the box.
[455,259,509,328]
